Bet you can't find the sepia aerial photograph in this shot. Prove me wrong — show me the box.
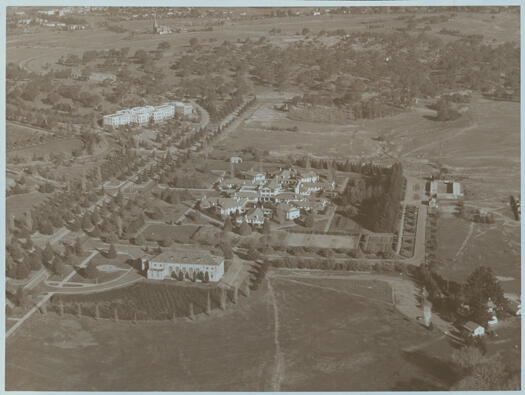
[3,3,521,392]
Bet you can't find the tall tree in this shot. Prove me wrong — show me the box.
[223,217,233,232]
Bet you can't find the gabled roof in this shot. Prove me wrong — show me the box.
[246,207,264,219]
[217,197,246,210]
[463,321,483,331]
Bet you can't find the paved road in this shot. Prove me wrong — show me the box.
[42,269,142,295]
[24,269,49,290]
[7,267,46,289]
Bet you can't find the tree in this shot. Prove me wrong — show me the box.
[159,237,173,247]
[16,261,30,279]
[53,259,66,277]
[189,37,199,48]
[463,266,505,325]
[16,286,27,307]
[206,292,211,314]
[26,253,41,271]
[247,247,260,261]
[452,346,486,370]
[158,41,171,51]
[452,353,519,390]
[82,213,92,229]
[134,232,146,245]
[85,261,98,279]
[42,242,55,263]
[304,213,315,228]
[239,221,252,236]
[107,243,117,259]
[263,220,271,236]
[223,217,233,232]
[221,239,233,259]
[74,237,83,256]
[189,302,195,320]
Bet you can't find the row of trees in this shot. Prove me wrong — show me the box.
[340,162,405,233]
[6,237,84,280]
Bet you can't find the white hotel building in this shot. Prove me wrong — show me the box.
[103,102,180,127]
[172,101,193,117]
[142,248,225,282]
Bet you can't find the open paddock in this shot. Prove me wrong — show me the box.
[366,96,519,205]
[435,214,520,294]
[6,121,51,147]
[6,271,461,391]
[216,102,381,158]
[7,138,84,161]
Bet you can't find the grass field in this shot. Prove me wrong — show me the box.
[7,137,84,161]
[366,96,520,204]
[285,232,359,249]
[5,273,461,391]
[216,100,382,159]
[434,214,521,294]
[6,121,50,147]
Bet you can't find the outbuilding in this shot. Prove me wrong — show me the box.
[463,321,485,337]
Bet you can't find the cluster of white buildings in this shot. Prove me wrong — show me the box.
[103,101,193,128]
[201,166,333,225]
[142,248,224,282]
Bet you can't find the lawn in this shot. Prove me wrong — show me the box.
[140,223,200,244]
[69,253,131,284]
[6,273,462,391]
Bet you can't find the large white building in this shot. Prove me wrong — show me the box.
[103,103,176,127]
[103,110,132,127]
[143,249,224,282]
[153,104,175,122]
[172,101,194,117]
[429,180,463,199]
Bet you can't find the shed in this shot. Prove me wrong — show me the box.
[463,321,485,337]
